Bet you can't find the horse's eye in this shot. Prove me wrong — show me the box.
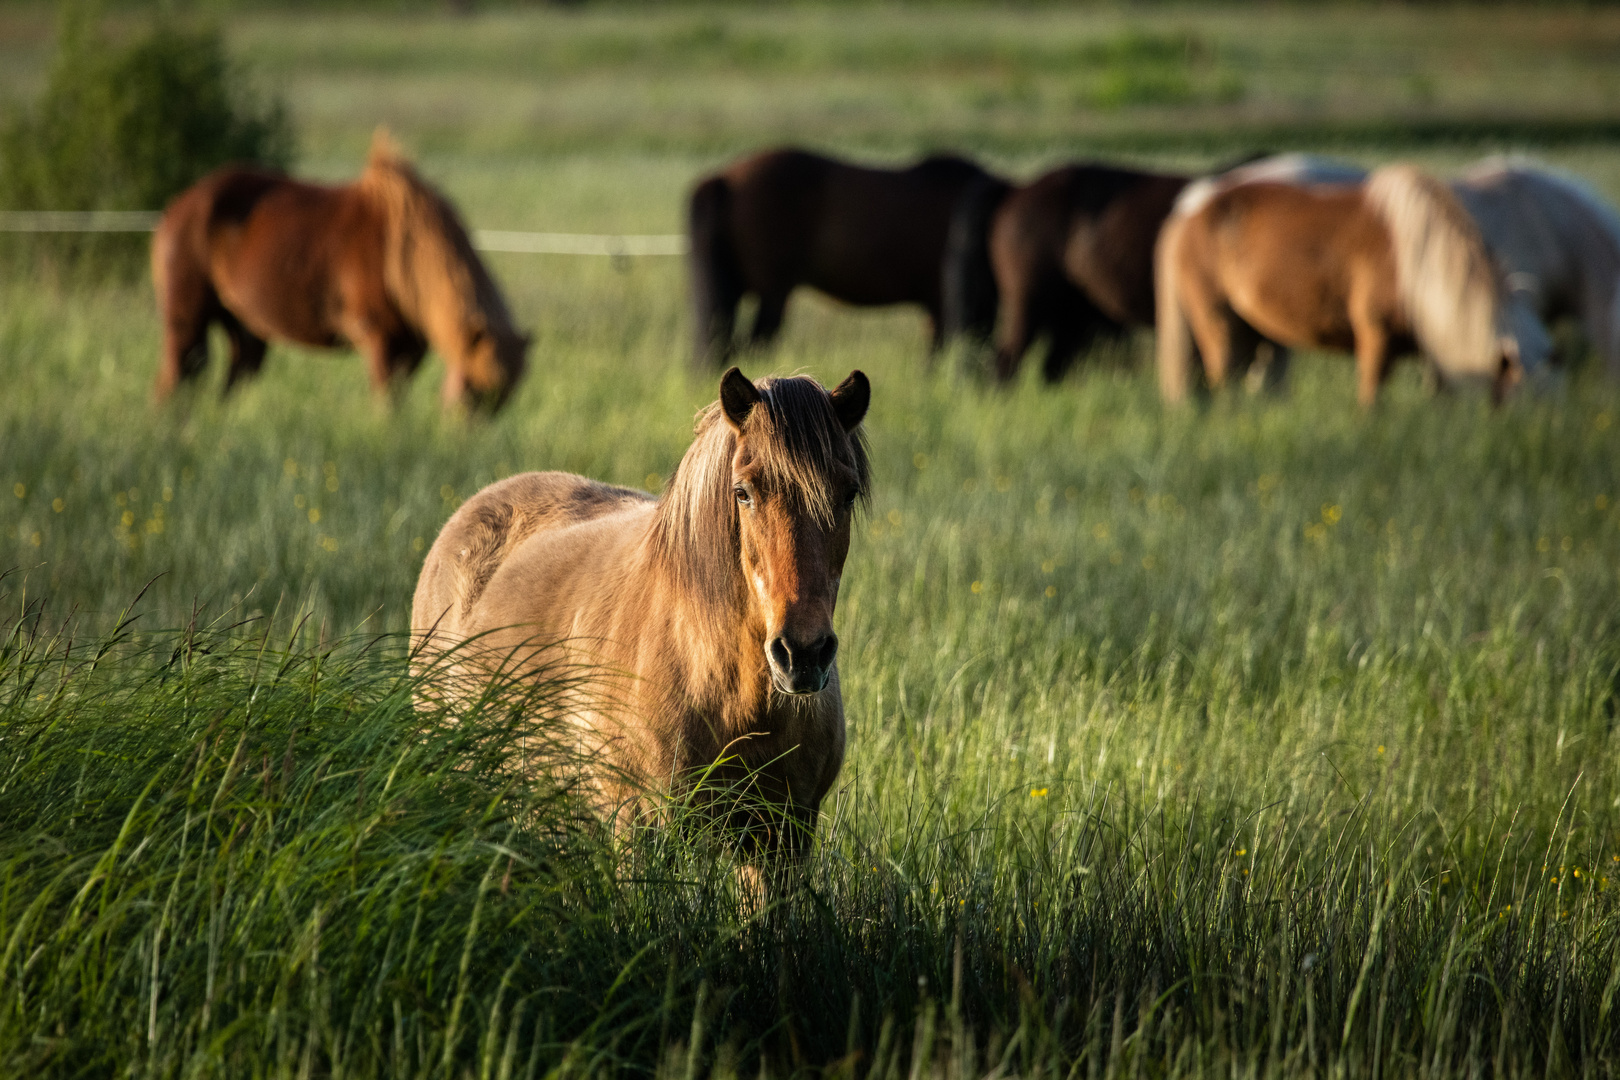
[843,489,860,509]
[734,485,752,507]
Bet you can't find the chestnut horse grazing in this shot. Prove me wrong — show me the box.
[687,147,1003,367]
[412,368,870,866]
[151,132,529,410]
[1451,158,1620,379]
[1157,163,1543,406]
[983,162,1191,382]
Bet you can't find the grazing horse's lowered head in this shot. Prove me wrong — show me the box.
[707,368,871,696]
[358,133,532,411]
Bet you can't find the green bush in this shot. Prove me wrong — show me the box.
[0,10,293,214]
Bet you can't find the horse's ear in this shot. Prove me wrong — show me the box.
[830,370,870,432]
[719,367,761,430]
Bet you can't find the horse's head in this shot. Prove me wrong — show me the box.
[718,367,870,696]
[456,325,531,413]
[1496,283,1555,401]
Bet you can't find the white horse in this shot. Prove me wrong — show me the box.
[1451,158,1620,379]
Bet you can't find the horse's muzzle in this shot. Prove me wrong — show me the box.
[767,633,838,695]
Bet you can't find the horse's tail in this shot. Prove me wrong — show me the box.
[687,174,741,370]
[149,208,176,313]
[1154,209,1197,403]
[1366,163,1504,380]
[941,174,1010,342]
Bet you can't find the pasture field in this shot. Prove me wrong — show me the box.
[3,4,1620,1077]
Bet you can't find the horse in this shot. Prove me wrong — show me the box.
[981,162,1191,382]
[687,147,1003,367]
[412,367,871,872]
[1156,163,1546,407]
[1450,158,1620,379]
[151,131,529,411]
[971,156,1304,384]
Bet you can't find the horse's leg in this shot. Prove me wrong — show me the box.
[341,314,402,402]
[924,305,946,363]
[220,310,269,395]
[1180,298,1234,391]
[700,293,739,370]
[1041,304,1101,384]
[1245,341,1292,395]
[993,271,1041,382]
[749,290,789,348]
[1221,316,1264,388]
[1353,323,1393,407]
[390,330,430,406]
[156,285,216,400]
[438,363,468,411]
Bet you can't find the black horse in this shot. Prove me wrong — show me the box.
[687,147,1006,368]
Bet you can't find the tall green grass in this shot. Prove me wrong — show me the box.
[2,586,1617,1077]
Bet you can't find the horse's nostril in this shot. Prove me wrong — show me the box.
[769,638,793,671]
[815,633,839,669]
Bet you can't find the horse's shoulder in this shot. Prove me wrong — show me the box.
[197,168,294,227]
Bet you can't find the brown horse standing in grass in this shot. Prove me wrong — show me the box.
[151,132,529,411]
[687,147,1003,367]
[412,368,871,867]
[1156,164,1541,406]
[983,162,1191,382]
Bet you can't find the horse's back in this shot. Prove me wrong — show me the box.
[718,147,985,306]
[413,472,655,644]
[153,168,286,298]
[204,173,388,347]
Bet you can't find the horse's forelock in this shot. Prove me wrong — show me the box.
[656,376,869,602]
[746,376,870,524]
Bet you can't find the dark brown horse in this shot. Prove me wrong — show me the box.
[687,147,1004,367]
[412,368,870,872]
[982,162,1190,382]
[151,132,529,411]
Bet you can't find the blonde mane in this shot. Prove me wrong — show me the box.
[1365,163,1504,378]
[356,130,521,365]
[652,375,870,611]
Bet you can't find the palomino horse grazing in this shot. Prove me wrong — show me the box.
[412,369,870,866]
[151,131,529,411]
[1451,159,1620,379]
[1156,163,1543,406]
[687,147,1003,367]
[981,163,1190,382]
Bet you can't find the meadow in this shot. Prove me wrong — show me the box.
[3,4,1620,1076]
